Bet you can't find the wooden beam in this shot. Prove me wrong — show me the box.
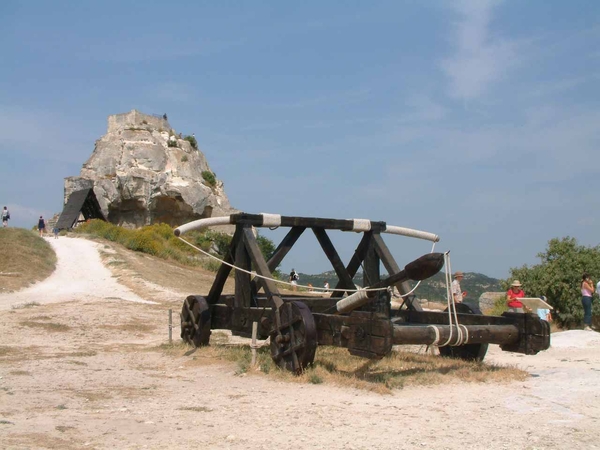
[206,226,243,304]
[372,234,422,312]
[231,213,386,233]
[312,227,356,295]
[242,226,283,309]
[392,324,519,346]
[251,226,305,294]
[332,232,370,297]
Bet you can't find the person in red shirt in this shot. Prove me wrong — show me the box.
[507,280,525,312]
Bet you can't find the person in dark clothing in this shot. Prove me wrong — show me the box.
[38,216,46,237]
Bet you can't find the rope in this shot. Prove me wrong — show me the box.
[176,236,389,294]
[437,251,466,347]
[428,324,441,346]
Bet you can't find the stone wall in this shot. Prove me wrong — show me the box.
[107,110,170,134]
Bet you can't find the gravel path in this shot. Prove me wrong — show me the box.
[0,236,153,310]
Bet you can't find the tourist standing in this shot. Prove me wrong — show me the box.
[2,206,9,227]
[581,273,594,331]
[452,271,466,304]
[38,216,46,237]
[289,268,299,292]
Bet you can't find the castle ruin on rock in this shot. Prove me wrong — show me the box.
[64,110,236,228]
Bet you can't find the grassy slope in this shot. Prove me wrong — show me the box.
[0,228,57,292]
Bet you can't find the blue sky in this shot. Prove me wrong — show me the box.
[1,0,599,279]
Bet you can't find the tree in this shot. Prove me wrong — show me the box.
[507,237,600,328]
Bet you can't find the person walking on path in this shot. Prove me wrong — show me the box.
[581,273,594,331]
[506,280,526,313]
[451,271,466,304]
[289,268,299,292]
[2,206,9,227]
[38,216,46,237]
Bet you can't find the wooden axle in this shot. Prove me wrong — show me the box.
[392,324,520,346]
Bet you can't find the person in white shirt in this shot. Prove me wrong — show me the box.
[452,271,466,304]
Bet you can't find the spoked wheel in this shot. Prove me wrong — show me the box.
[438,303,488,362]
[270,301,317,374]
[180,295,211,347]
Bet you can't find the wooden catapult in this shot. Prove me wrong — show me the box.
[175,213,550,373]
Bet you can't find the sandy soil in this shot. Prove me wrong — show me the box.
[1,236,599,449]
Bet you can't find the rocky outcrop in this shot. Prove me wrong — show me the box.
[65,110,237,228]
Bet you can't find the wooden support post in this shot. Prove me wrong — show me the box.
[168,309,173,344]
[251,321,258,367]
[312,227,356,296]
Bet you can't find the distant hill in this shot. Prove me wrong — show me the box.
[298,270,502,301]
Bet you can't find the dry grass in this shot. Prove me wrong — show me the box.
[19,321,71,332]
[0,228,56,292]
[178,406,213,412]
[155,340,527,394]
[0,346,17,357]
[11,301,41,310]
[97,321,156,333]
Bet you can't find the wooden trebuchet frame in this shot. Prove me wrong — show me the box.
[175,213,551,374]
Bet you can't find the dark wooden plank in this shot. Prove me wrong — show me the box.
[372,234,422,312]
[312,228,357,295]
[362,232,389,315]
[332,232,371,298]
[392,324,519,346]
[393,309,515,326]
[230,213,386,232]
[242,226,283,309]
[206,226,243,304]
[266,226,306,271]
[251,226,305,294]
[235,228,252,309]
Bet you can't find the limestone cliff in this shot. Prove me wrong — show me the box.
[65,110,236,228]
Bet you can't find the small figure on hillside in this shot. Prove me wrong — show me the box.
[452,271,466,304]
[581,273,594,331]
[307,283,313,292]
[2,206,10,227]
[53,226,59,239]
[323,281,330,293]
[38,215,46,237]
[506,280,525,313]
[289,268,299,292]
[163,113,168,120]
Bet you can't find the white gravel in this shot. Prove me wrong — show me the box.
[0,236,154,310]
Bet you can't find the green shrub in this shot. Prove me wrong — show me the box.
[489,295,509,316]
[181,155,188,162]
[72,220,279,274]
[184,135,198,150]
[167,139,178,148]
[201,171,216,188]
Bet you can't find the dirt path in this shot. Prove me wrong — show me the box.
[0,237,153,310]
[1,236,599,449]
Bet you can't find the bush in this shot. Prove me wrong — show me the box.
[184,135,198,150]
[181,155,188,162]
[489,295,509,316]
[507,237,600,328]
[167,139,178,148]
[201,171,216,188]
[72,220,279,274]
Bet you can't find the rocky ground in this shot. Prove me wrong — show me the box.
[0,236,599,449]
